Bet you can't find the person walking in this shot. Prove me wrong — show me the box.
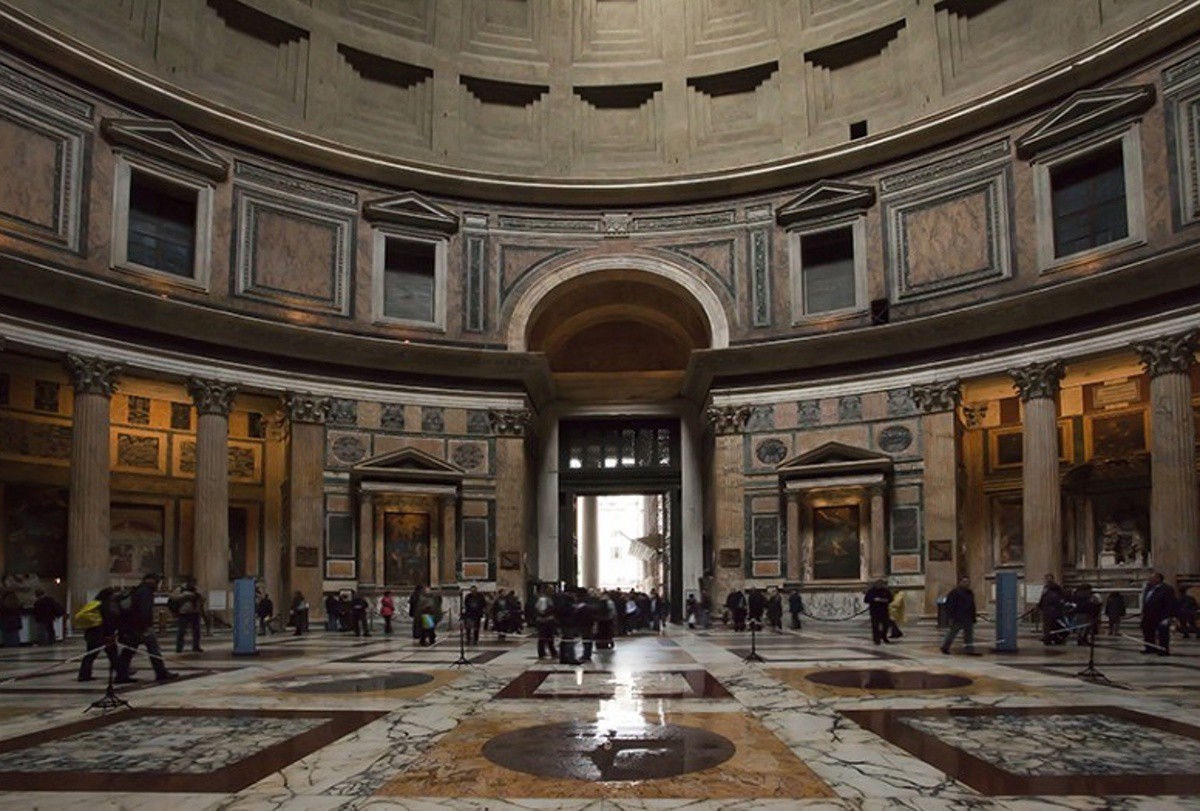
[290,590,310,636]
[115,573,178,683]
[864,579,893,645]
[1039,574,1066,645]
[31,589,63,645]
[75,587,118,681]
[788,587,805,630]
[350,591,371,637]
[169,577,204,653]
[940,576,980,655]
[379,590,395,635]
[766,587,784,631]
[1141,572,1176,656]
[887,588,905,639]
[257,590,275,635]
[463,585,486,645]
[725,588,747,631]
[1104,589,1126,636]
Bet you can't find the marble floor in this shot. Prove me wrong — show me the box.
[2,619,1200,809]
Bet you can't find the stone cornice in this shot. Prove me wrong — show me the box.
[1,2,1198,205]
[63,353,121,397]
[1007,360,1066,402]
[1133,330,1198,377]
[187,377,237,416]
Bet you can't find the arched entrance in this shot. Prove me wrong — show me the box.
[516,261,723,619]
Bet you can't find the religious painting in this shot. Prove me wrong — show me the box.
[987,422,1073,473]
[109,504,164,577]
[990,494,1024,566]
[3,486,67,578]
[1086,409,1147,460]
[385,511,430,587]
[812,505,860,580]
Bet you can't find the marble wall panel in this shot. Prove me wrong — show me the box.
[233,185,355,316]
[448,439,488,474]
[664,238,738,298]
[0,116,59,229]
[373,434,443,459]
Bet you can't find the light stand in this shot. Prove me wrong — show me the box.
[743,619,765,663]
[85,643,132,713]
[450,610,473,668]
[1074,623,1117,686]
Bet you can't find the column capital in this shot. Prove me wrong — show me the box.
[960,402,989,430]
[1133,330,1198,378]
[488,408,532,437]
[63,354,122,397]
[187,377,238,416]
[705,404,751,435]
[284,392,331,424]
[911,380,961,413]
[1007,360,1066,402]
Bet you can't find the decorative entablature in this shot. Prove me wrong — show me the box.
[1015,84,1155,159]
[351,446,464,491]
[100,118,229,180]
[776,441,894,486]
[362,191,460,235]
[775,181,876,228]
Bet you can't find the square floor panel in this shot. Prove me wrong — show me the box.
[495,668,732,699]
[0,707,385,792]
[842,705,1200,796]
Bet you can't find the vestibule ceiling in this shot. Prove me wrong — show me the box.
[0,0,1184,200]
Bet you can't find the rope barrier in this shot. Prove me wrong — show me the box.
[0,642,112,685]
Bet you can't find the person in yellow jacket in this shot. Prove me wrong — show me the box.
[887,589,905,639]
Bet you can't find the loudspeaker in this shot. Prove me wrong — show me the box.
[870,298,890,326]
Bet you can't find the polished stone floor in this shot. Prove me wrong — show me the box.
[2,617,1200,809]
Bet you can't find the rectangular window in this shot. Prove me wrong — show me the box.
[127,170,198,276]
[801,227,856,314]
[1050,143,1128,258]
[383,237,437,322]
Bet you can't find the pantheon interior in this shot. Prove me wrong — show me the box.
[2,0,1200,807]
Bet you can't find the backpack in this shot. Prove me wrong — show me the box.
[73,599,103,630]
[103,587,135,623]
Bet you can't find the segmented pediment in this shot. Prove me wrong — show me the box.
[776,181,875,226]
[101,118,229,180]
[1015,85,1155,159]
[363,192,460,234]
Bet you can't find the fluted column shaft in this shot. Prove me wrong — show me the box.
[189,378,237,609]
[65,355,121,610]
[1135,332,1199,581]
[1009,361,1066,591]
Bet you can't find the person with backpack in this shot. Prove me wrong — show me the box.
[533,584,558,659]
[75,587,118,681]
[31,588,64,645]
[115,573,178,683]
[168,577,205,653]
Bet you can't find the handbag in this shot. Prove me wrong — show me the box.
[421,613,435,630]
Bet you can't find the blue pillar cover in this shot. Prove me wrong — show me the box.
[994,570,1019,653]
[232,577,258,656]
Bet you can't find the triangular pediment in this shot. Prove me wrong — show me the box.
[101,118,229,180]
[363,192,460,234]
[776,182,875,227]
[352,447,463,483]
[777,441,893,480]
[1015,85,1155,159]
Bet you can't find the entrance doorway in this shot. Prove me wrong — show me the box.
[558,418,683,619]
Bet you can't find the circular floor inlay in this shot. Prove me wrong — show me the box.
[806,669,972,690]
[277,672,434,693]
[483,721,735,781]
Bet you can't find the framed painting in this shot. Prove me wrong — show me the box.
[987,421,1073,473]
[109,504,164,577]
[3,486,68,578]
[1085,409,1148,460]
[812,504,861,580]
[385,511,430,587]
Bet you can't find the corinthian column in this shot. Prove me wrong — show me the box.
[64,354,122,611]
[285,393,330,615]
[1008,360,1066,595]
[912,380,962,614]
[705,404,750,609]
[1134,331,1199,582]
[188,377,237,610]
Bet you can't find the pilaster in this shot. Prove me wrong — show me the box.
[706,405,749,606]
[284,393,330,611]
[490,408,532,591]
